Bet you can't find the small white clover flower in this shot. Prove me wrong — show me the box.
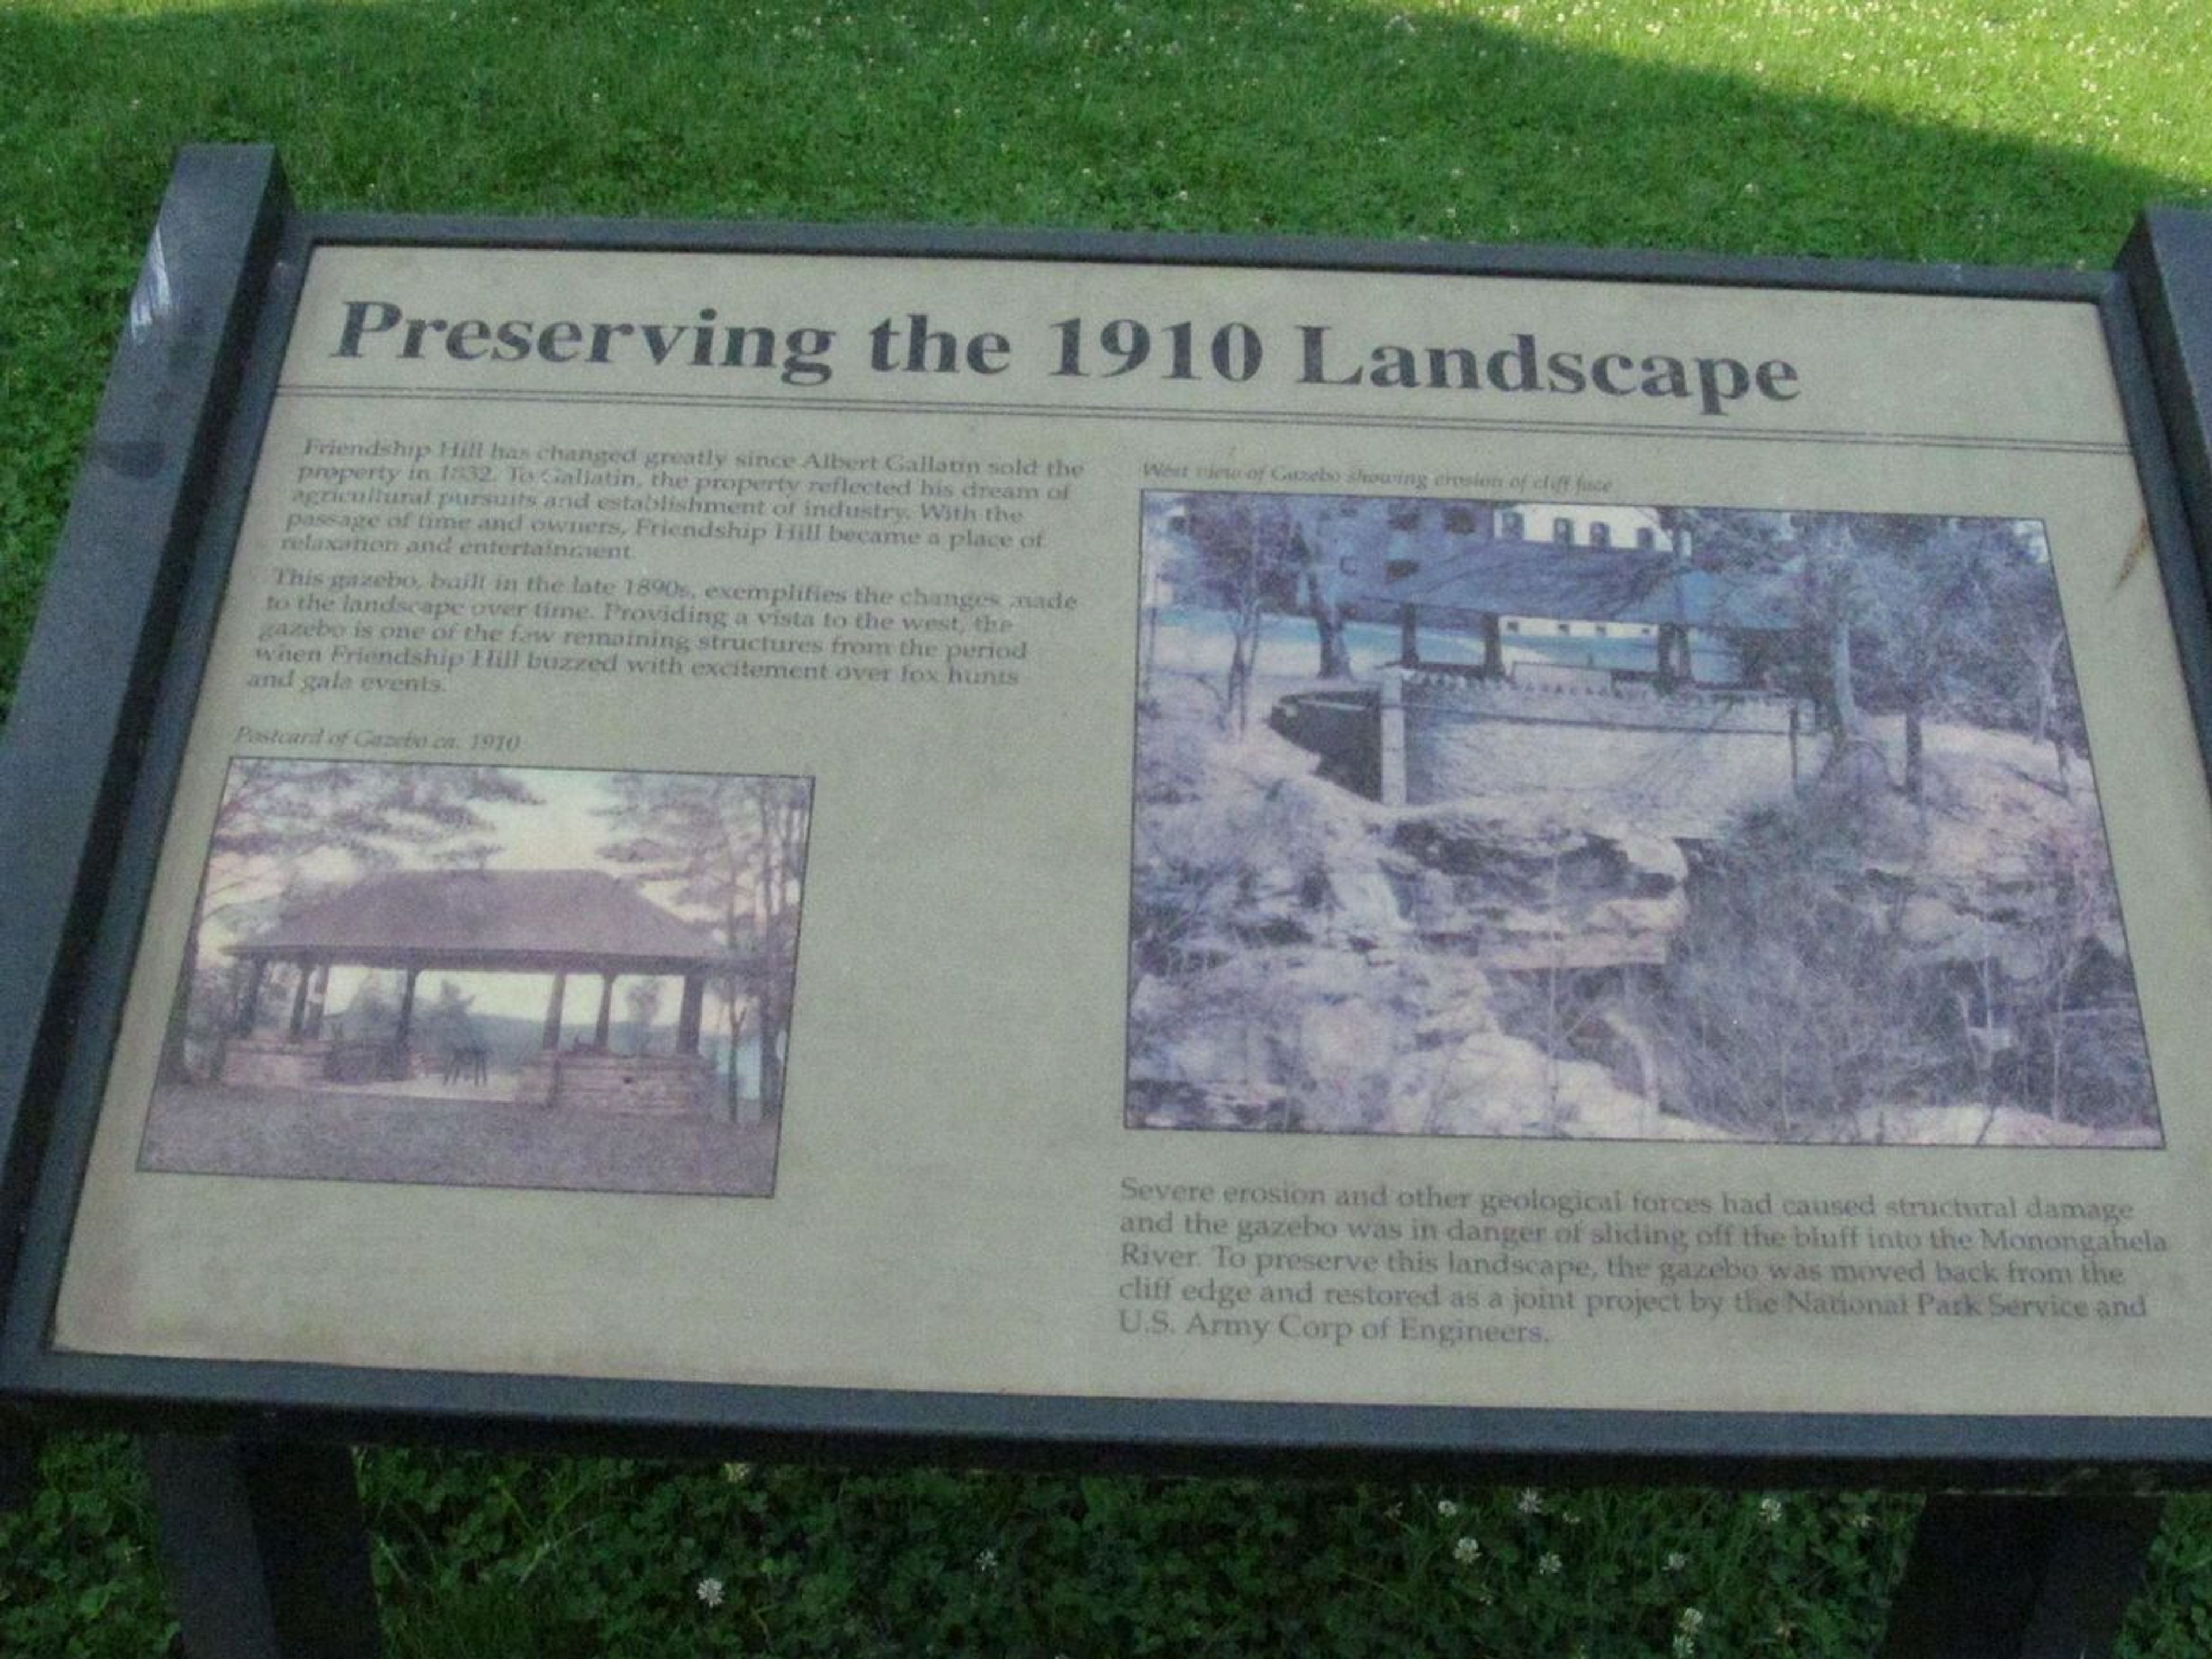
[721,1461,753,1484]
[1436,1498,1460,1518]
[1665,1550,1690,1573]
[1671,1635,1696,1658]
[1537,1551,1563,1576]
[1759,1496,1785,1526]
[1679,1607,1706,1633]
[1453,1535,1480,1563]
[974,1547,999,1574]
[695,1577,725,1608]
[1517,1488,1544,1514]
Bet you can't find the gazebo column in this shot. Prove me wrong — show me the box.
[235,958,267,1035]
[286,958,314,1039]
[594,972,616,1050]
[302,963,331,1039]
[395,968,420,1048]
[1398,604,1420,668]
[541,971,567,1049]
[1480,613,1504,677]
[676,974,706,1055]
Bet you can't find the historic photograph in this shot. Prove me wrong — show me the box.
[142,759,812,1194]
[1126,492,2160,1147]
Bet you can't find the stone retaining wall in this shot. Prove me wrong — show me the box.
[218,1037,332,1089]
[1270,671,1812,838]
[1397,671,1805,836]
[516,1051,714,1115]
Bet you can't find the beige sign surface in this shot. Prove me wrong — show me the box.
[50,243,2212,1419]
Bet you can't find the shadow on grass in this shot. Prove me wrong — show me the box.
[2,0,2203,714]
[3,0,2206,713]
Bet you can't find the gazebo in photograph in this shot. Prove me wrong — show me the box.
[1362,537,1791,688]
[222,868,733,1116]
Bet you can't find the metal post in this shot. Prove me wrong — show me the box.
[1879,1494,2164,1659]
[143,1435,384,1659]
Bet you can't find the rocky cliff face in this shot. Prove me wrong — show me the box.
[1127,704,1709,1139]
[1128,675,2156,1147]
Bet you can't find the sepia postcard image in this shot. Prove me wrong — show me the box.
[1125,491,2160,1149]
[141,757,813,1196]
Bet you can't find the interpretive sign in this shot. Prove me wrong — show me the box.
[7,149,2212,1477]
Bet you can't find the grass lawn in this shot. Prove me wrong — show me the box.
[5,0,2212,1653]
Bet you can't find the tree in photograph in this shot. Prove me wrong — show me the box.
[336,972,396,1040]
[163,760,537,1080]
[2004,810,2152,1129]
[1783,514,1878,749]
[1156,493,1365,729]
[1659,505,1815,695]
[622,977,665,1055]
[596,774,810,1115]
[1649,801,1939,1138]
[1986,540,2085,792]
[1850,517,2018,801]
[1281,494,1378,681]
[421,979,478,1046]
[1678,510,2065,801]
[1168,493,1275,732]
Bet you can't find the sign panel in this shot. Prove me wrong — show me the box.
[43,239,2212,1423]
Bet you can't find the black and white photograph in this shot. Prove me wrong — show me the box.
[1126,491,2159,1147]
[142,757,812,1195]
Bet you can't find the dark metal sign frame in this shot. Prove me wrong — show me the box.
[6,146,2212,1497]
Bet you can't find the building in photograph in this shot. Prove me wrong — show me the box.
[222,867,732,1116]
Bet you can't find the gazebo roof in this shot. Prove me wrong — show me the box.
[1367,540,1794,631]
[234,868,728,974]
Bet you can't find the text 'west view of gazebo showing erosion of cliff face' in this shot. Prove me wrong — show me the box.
[1126,491,2159,1149]
[142,759,812,1195]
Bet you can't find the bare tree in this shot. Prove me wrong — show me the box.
[1152,493,1366,729]
[1174,494,1275,732]
[1648,800,1935,1139]
[2006,811,2150,1129]
[597,774,812,1116]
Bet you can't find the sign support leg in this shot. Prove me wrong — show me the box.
[0,1414,33,1512]
[1878,1493,2163,1659]
[143,1435,383,1659]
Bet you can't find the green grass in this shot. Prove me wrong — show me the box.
[3,1437,2210,1656]
[5,0,2210,715]
[5,1,2212,1653]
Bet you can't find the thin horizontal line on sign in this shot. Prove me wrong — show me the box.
[274,383,2133,457]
